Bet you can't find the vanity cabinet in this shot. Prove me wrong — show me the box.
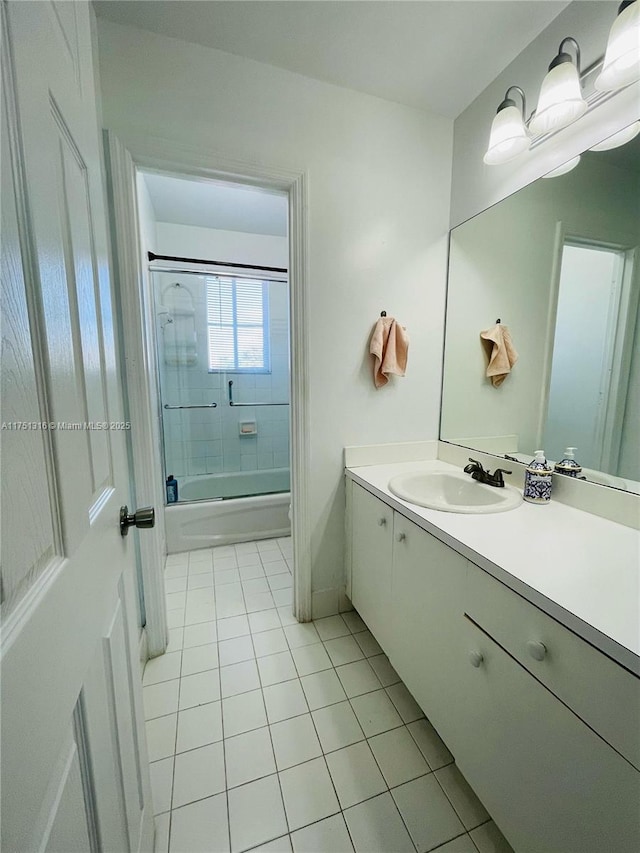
[346,476,640,853]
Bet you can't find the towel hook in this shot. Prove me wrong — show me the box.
[380,310,387,317]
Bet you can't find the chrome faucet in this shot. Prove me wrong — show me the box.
[463,458,512,488]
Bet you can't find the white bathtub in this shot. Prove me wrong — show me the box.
[165,469,291,553]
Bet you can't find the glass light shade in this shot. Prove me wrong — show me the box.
[542,155,581,178]
[595,1,640,92]
[483,105,531,165]
[529,61,587,136]
[590,121,640,150]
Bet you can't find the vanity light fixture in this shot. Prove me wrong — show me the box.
[529,38,587,136]
[589,120,640,150]
[594,0,640,92]
[483,86,531,165]
[541,155,581,178]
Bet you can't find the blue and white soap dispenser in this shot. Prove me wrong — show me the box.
[554,447,582,478]
[524,450,553,504]
[166,474,178,504]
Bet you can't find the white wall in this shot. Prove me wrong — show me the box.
[155,222,287,269]
[451,1,640,227]
[97,19,453,609]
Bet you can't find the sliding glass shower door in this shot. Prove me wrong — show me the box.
[153,270,290,504]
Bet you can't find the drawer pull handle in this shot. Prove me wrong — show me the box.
[396,532,406,542]
[377,518,387,526]
[527,641,547,661]
[469,650,484,668]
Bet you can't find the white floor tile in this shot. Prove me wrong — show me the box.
[213,556,239,572]
[314,615,350,642]
[228,774,287,853]
[257,651,298,687]
[253,628,289,658]
[435,835,479,853]
[368,726,430,788]
[368,653,401,687]
[350,689,404,737]
[144,680,180,720]
[263,679,308,724]
[290,814,353,853]
[386,682,425,723]
[239,562,266,579]
[435,764,490,831]
[300,669,347,711]
[222,689,267,738]
[279,756,340,831]
[270,713,322,770]
[267,573,292,591]
[181,642,219,676]
[150,757,174,815]
[311,701,365,753]
[169,792,229,853]
[290,643,332,676]
[219,635,255,667]
[323,635,365,667]
[245,591,277,613]
[263,559,289,575]
[354,630,383,658]
[179,670,221,710]
[166,628,184,653]
[167,610,185,629]
[143,652,182,686]
[215,568,241,586]
[154,812,170,853]
[271,588,293,608]
[260,548,283,562]
[235,542,258,554]
[166,592,186,610]
[172,742,226,808]
[165,577,188,594]
[176,701,223,753]
[335,659,381,698]
[221,659,261,698]
[224,726,277,789]
[183,621,217,649]
[277,606,297,627]
[283,622,320,649]
[250,836,292,853]
[184,600,217,627]
[469,821,514,853]
[217,615,251,641]
[242,577,270,595]
[187,574,214,591]
[325,741,386,809]
[257,538,280,551]
[236,552,262,568]
[391,774,465,853]
[341,611,366,634]
[165,563,188,580]
[344,792,415,853]
[249,609,282,633]
[146,714,177,762]
[407,718,454,770]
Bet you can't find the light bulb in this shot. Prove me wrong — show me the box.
[484,104,531,165]
[530,59,587,136]
[595,0,640,92]
[542,155,581,178]
[590,121,640,150]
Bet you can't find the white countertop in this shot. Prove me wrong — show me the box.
[347,459,640,675]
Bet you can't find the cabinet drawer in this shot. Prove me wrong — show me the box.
[466,564,640,769]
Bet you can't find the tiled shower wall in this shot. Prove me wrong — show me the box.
[154,272,290,481]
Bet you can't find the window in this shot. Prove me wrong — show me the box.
[207,276,270,372]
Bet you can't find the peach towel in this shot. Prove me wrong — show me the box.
[369,317,409,388]
[480,323,518,387]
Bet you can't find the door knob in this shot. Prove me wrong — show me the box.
[396,532,406,542]
[120,505,155,536]
[526,641,547,661]
[377,518,387,526]
[469,650,484,668]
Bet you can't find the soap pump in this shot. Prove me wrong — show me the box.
[554,447,582,478]
[524,450,553,504]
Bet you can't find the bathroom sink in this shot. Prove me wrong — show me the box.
[388,470,523,514]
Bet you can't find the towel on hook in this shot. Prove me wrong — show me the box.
[480,323,518,387]
[369,317,409,388]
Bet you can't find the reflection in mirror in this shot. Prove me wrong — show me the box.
[441,126,640,494]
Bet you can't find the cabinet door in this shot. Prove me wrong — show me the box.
[456,618,640,853]
[391,516,467,749]
[351,484,394,650]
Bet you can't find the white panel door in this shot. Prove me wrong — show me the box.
[1,2,153,851]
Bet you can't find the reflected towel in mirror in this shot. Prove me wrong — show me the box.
[480,323,518,387]
[369,317,409,388]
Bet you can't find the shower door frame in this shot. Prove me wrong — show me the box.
[104,131,312,644]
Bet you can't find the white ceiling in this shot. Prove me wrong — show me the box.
[142,172,288,235]
[94,0,570,119]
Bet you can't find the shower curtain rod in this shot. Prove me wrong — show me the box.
[148,252,287,274]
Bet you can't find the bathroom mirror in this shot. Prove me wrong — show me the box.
[441,126,640,493]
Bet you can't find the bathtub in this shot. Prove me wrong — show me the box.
[165,468,291,553]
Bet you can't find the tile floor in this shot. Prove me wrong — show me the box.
[146,537,513,853]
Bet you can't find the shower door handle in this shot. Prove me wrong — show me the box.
[120,505,155,536]
[164,403,218,409]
